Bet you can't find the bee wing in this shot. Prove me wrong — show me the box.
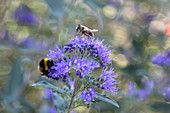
[91,29,98,32]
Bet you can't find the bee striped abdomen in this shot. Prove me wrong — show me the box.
[86,31,93,37]
[76,24,96,37]
[38,58,54,75]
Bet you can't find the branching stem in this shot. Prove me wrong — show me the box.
[67,76,79,113]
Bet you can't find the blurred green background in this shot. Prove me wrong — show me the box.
[0,0,170,113]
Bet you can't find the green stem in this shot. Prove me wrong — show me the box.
[67,76,79,113]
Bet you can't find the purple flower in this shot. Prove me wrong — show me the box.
[70,110,75,113]
[127,79,154,101]
[151,54,166,65]
[127,82,135,95]
[163,84,170,100]
[38,34,119,104]
[47,105,58,113]
[81,87,96,102]
[107,0,124,6]
[12,4,38,25]
[48,59,70,81]
[45,42,100,80]
[73,57,88,76]
[151,49,170,66]
[47,45,65,59]
[99,67,119,94]
[64,35,113,64]
[44,89,54,103]
[107,0,116,6]
[68,77,76,91]
[21,36,45,50]
[141,13,156,23]
[144,79,154,89]
[0,30,15,45]
[73,57,99,78]
[44,35,115,81]
[45,45,72,81]
[135,89,151,101]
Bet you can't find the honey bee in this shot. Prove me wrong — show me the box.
[76,24,98,37]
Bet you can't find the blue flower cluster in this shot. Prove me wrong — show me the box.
[44,89,58,113]
[127,79,154,101]
[99,67,119,93]
[44,89,54,103]
[12,4,38,25]
[151,49,170,66]
[151,49,170,101]
[44,35,118,102]
[163,84,170,100]
[81,87,96,102]
[64,35,113,64]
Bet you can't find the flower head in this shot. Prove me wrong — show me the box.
[47,45,65,60]
[12,4,38,25]
[68,77,76,91]
[144,79,154,89]
[151,54,166,65]
[64,35,113,64]
[127,82,135,95]
[38,34,119,104]
[99,67,119,94]
[142,13,156,24]
[44,35,114,81]
[127,79,154,101]
[44,89,54,103]
[47,105,58,113]
[135,89,151,101]
[48,59,70,82]
[73,57,99,78]
[163,84,170,100]
[81,87,96,102]
[151,49,170,66]
[21,36,45,50]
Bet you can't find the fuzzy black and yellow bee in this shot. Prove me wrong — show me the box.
[76,24,98,37]
[38,58,54,75]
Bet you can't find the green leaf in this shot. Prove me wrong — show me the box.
[150,102,170,113]
[32,81,66,95]
[6,57,24,101]
[94,94,119,108]
[53,93,68,111]
[90,102,117,112]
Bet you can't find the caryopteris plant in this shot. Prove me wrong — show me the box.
[32,33,120,113]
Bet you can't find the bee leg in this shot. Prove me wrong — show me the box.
[76,31,80,36]
[81,34,85,38]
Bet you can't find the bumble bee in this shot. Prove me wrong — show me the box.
[38,58,54,75]
[76,24,98,37]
